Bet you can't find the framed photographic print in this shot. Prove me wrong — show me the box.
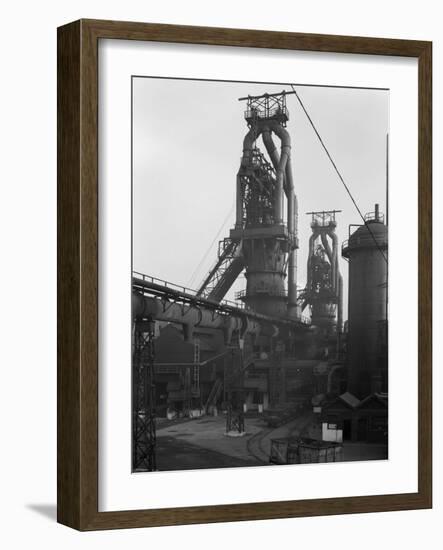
[57,19,432,530]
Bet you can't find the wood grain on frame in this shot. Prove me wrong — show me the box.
[57,19,432,531]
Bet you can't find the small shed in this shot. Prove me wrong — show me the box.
[356,393,388,443]
[321,392,388,442]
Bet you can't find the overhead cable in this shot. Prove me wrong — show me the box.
[290,84,388,263]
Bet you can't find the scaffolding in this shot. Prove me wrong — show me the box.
[132,317,156,472]
[241,91,290,128]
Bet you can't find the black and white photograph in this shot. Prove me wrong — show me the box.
[131,76,389,473]
[1,0,436,542]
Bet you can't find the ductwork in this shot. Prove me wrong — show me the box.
[132,292,282,343]
[262,124,298,314]
[132,294,225,340]
[262,128,282,184]
[236,127,263,227]
[320,232,333,265]
[307,232,317,290]
[321,230,343,331]
[285,156,297,311]
[337,273,343,333]
[234,115,299,320]
[329,231,339,295]
[269,122,291,225]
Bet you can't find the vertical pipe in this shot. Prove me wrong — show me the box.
[275,167,284,223]
[235,174,243,228]
[329,231,338,294]
[337,273,343,333]
[307,232,317,290]
[270,124,291,224]
[235,174,243,229]
[294,194,298,238]
[286,158,297,310]
[322,231,342,332]
[386,133,389,227]
[292,194,299,282]
[288,250,297,310]
[286,160,294,235]
[263,126,297,304]
[236,127,262,228]
[385,134,389,323]
[262,123,298,314]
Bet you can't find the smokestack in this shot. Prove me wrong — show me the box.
[375,203,380,222]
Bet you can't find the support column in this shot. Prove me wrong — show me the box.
[235,174,243,228]
[132,317,157,472]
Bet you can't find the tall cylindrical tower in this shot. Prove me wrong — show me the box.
[342,205,388,398]
[231,91,299,319]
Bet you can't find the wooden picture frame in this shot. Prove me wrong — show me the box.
[57,19,432,530]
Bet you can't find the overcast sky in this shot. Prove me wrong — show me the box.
[133,77,389,320]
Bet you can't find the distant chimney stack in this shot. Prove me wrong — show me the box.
[375,203,380,221]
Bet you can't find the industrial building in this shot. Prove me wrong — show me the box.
[132,89,388,472]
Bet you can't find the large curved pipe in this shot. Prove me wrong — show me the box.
[236,127,263,227]
[307,232,317,290]
[270,123,291,224]
[320,231,343,334]
[263,124,298,312]
[132,293,280,344]
[320,232,333,265]
[325,231,343,332]
[133,293,226,329]
[262,128,281,179]
[262,125,296,233]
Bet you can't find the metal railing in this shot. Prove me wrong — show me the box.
[133,271,244,310]
[244,106,289,121]
[133,271,311,327]
[235,288,288,300]
[364,211,385,223]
